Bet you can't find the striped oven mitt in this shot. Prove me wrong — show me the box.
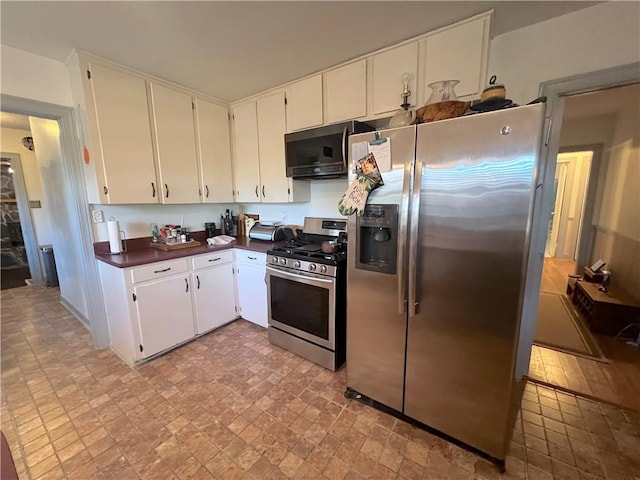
[338,153,384,216]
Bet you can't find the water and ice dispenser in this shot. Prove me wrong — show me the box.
[356,204,398,274]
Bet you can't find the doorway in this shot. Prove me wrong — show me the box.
[525,73,640,411]
[1,154,33,289]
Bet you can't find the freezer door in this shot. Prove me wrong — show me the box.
[346,125,415,411]
[404,105,545,460]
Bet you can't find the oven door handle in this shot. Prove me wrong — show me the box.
[265,266,334,285]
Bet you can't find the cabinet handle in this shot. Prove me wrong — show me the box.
[205,185,210,198]
[185,278,189,292]
[262,186,265,198]
[196,275,200,289]
[208,257,221,262]
[151,182,156,198]
[255,185,259,198]
[154,267,171,273]
[248,256,257,260]
[165,184,169,198]
[103,186,108,195]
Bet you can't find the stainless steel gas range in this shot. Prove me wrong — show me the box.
[265,217,347,371]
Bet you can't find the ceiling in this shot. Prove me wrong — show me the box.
[563,83,640,120]
[1,1,599,102]
[0,112,31,131]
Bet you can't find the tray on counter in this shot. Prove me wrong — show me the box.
[149,240,201,251]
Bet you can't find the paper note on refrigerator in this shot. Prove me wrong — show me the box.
[368,138,391,172]
[352,142,369,172]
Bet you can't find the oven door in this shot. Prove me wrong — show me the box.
[266,265,335,350]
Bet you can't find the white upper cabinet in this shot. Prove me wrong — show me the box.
[371,43,419,115]
[195,99,234,203]
[323,60,367,124]
[257,92,290,203]
[424,16,490,99]
[88,63,158,204]
[232,101,261,203]
[149,83,200,204]
[285,74,323,132]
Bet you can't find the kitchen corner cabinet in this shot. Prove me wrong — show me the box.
[195,99,234,203]
[235,250,268,328]
[86,63,159,204]
[423,16,490,99]
[323,60,367,124]
[232,101,262,202]
[191,251,238,333]
[149,83,200,204]
[371,43,419,115]
[232,94,310,203]
[285,74,323,132]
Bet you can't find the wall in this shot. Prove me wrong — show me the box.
[590,104,640,300]
[0,45,73,106]
[29,117,88,318]
[0,127,54,246]
[489,2,640,105]
[92,178,348,241]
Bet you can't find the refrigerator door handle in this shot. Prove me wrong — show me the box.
[397,160,412,314]
[408,160,423,318]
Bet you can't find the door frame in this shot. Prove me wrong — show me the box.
[0,152,44,284]
[0,94,110,349]
[514,62,640,378]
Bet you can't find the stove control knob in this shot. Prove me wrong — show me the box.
[294,261,301,268]
[271,257,279,264]
[309,263,317,272]
[320,265,327,274]
[279,258,287,265]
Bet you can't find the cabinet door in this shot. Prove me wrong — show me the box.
[88,63,158,204]
[232,101,261,202]
[195,99,234,203]
[324,60,367,124]
[192,263,237,333]
[424,17,488,98]
[237,263,268,328]
[149,83,200,204]
[134,275,195,358]
[257,92,290,203]
[286,75,323,132]
[371,43,419,114]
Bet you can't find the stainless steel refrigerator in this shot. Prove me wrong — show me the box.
[346,104,545,464]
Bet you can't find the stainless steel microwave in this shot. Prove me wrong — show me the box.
[285,121,374,179]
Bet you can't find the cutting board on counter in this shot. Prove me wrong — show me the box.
[149,240,201,251]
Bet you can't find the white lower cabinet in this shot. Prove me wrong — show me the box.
[191,251,238,334]
[235,250,268,328]
[134,274,195,358]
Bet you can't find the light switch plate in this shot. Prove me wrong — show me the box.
[92,210,104,223]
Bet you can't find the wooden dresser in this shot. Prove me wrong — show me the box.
[572,281,640,335]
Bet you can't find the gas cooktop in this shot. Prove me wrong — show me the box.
[269,239,346,265]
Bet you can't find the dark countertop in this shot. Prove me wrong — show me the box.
[95,236,282,268]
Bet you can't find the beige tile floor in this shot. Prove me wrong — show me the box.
[1,285,639,479]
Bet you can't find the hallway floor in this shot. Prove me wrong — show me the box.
[2,285,639,479]
[531,257,640,412]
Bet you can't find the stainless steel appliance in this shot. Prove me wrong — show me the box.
[249,223,285,241]
[266,217,347,370]
[285,121,374,179]
[346,104,545,467]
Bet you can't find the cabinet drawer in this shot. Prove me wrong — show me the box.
[191,250,234,270]
[235,249,266,265]
[130,259,188,284]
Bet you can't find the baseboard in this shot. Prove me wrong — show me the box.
[59,296,90,329]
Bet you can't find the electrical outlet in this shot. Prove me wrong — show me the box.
[92,209,104,223]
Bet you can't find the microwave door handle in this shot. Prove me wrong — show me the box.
[341,126,348,171]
